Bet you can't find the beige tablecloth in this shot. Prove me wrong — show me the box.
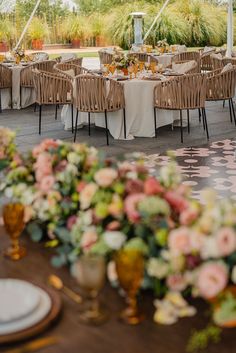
[61,78,182,140]
[1,65,35,110]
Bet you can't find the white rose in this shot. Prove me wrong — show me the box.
[103,231,126,250]
[147,258,169,279]
[201,236,220,259]
[67,152,81,165]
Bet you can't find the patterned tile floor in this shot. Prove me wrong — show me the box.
[144,139,236,200]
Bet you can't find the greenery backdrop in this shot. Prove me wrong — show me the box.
[0,0,234,49]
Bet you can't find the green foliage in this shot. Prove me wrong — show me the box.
[28,17,49,40]
[187,325,222,353]
[0,18,16,42]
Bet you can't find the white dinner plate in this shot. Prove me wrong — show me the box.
[0,279,40,323]
[0,287,51,335]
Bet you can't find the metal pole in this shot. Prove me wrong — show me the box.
[226,0,233,57]
[143,0,171,42]
[14,0,42,51]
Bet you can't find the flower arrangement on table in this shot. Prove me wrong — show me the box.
[111,52,139,75]
[1,128,236,345]
[156,39,169,54]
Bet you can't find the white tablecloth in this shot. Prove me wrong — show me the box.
[1,65,35,110]
[61,79,180,140]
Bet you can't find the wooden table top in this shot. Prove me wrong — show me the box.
[0,226,235,353]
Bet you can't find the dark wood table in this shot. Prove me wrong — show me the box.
[0,226,235,353]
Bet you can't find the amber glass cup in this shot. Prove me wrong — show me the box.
[115,249,145,325]
[73,254,108,325]
[3,203,26,260]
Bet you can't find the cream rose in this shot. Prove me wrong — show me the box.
[94,168,118,187]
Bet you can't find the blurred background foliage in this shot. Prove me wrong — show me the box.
[0,0,232,48]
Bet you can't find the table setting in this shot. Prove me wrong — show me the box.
[0,128,236,352]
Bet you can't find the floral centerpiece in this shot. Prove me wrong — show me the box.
[112,52,138,74]
[156,39,169,53]
[0,127,18,171]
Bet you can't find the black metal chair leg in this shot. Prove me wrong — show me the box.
[71,105,74,133]
[55,104,58,120]
[180,109,183,143]
[198,108,201,123]
[154,108,157,137]
[39,105,42,135]
[88,112,91,136]
[201,108,205,130]
[229,99,233,123]
[187,109,190,133]
[203,108,209,140]
[104,110,109,146]
[230,98,236,125]
[123,108,126,139]
[0,88,2,113]
[74,109,79,142]
[223,100,225,108]
[34,102,37,112]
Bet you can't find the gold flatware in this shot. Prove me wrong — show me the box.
[4,336,60,353]
[48,275,82,304]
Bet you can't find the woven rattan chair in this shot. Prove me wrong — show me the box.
[32,69,74,135]
[31,52,49,61]
[153,73,208,143]
[200,49,216,72]
[74,75,126,145]
[60,53,77,62]
[20,60,56,107]
[53,63,89,79]
[63,57,83,66]
[98,50,113,66]
[206,67,236,124]
[0,64,12,112]
[211,55,224,70]
[168,60,198,74]
[128,52,149,62]
[172,51,201,72]
[222,58,236,66]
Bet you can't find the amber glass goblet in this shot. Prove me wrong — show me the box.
[139,61,145,72]
[115,249,145,325]
[73,254,108,325]
[109,64,116,76]
[3,203,26,260]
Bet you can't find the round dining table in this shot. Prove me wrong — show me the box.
[61,78,182,140]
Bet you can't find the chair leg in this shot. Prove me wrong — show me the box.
[88,112,91,136]
[198,108,201,123]
[0,88,2,113]
[154,108,157,138]
[74,109,79,142]
[180,109,183,143]
[229,99,233,123]
[39,105,42,135]
[55,104,58,120]
[123,108,126,139]
[71,105,74,134]
[230,98,236,125]
[202,108,209,140]
[34,102,37,112]
[223,100,225,108]
[187,109,190,133]
[104,110,109,146]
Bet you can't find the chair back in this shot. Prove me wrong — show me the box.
[173,51,200,72]
[206,66,236,100]
[107,79,125,112]
[211,55,223,70]
[31,52,49,61]
[128,52,148,62]
[154,73,206,110]
[20,60,56,87]
[54,63,89,79]
[63,57,83,66]
[60,53,77,62]
[0,64,12,88]
[222,58,236,66]
[32,69,73,105]
[172,60,198,74]
[98,50,113,65]
[74,75,107,113]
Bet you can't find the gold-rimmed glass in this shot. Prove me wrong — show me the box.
[115,249,145,325]
[133,64,139,78]
[3,203,26,260]
[73,254,108,325]
[128,65,134,79]
[150,62,157,74]
[139,61,145,72]
[109,64,116,76]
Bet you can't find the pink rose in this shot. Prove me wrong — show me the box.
[39,175,55,193]
[180,208,199,226]
[80,183,98,210]
[165,191,189,213]
[34,153,53,181]
[76,181,87,193]
[94,168,118,187]
[144,177,164,195]
[216,227,236,257]
[55,160,67,172]
[166,273,187,292]
[125,179,144,194]
[124,193,145,223]
[168,227,191,254]
[81,228,98,252]
[67,215,77,230]
[197,262,228,299]
[32,139,58,158]
[106,221,121,231]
